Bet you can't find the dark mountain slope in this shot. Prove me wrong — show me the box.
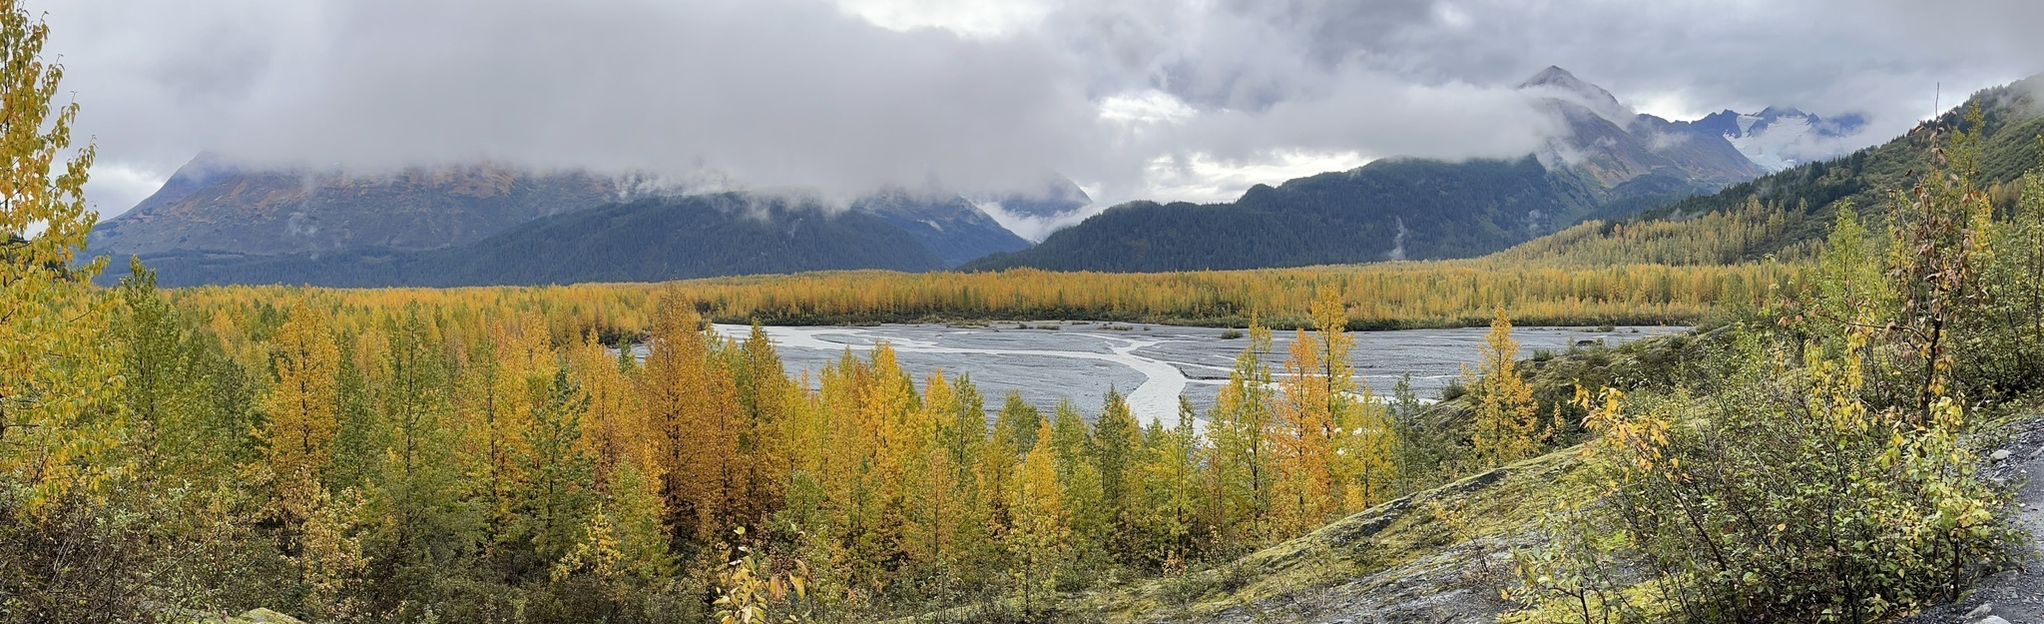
[970,155,1616,272]
[91,157,1033,285]
[107,194,946,287]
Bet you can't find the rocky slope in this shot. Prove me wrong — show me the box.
[90,155,622,257]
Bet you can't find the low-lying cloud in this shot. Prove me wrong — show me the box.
[37,0,2044,219]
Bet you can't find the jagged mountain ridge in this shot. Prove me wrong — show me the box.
[1498,75,2044,266]
[1690,106,1869,170]
[971,67,1767,272]
[92,66,1866,283]
[1523,66,1767,189]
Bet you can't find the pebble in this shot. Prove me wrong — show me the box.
[1991,449,2012,461]
[1965,603,1993,620]
[1975,616,2010,624]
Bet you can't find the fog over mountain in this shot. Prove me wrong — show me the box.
[38,0,2044,221]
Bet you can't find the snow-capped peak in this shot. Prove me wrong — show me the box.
[1690,107,1868,171]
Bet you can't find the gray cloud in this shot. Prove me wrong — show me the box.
[36,0,2044,217]
[52,0,1112,209]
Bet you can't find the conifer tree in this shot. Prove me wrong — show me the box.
[943,375,989,494]
[981,391,1042,524]
[457,318,546,543]
[519,369,597,575]
[361,307,474,580]
[735,322,792,521]
[1470,310,1540,466]
[644,303,745,539]
[568,335,655,488]
[1093,388,1143,552]
[114,264,253,485]
[1048,401,1106,564]
[902,371,959,571]
[1137,399,1203,569]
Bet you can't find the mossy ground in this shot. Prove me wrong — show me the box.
[905,448,1594,624]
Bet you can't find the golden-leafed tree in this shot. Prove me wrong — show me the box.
[642,301,745,540]
[1206,316,1274,544]
[0,1,115,514]
[902,371,965,576]
[261,304,342,513]
[1333,383,1398,513]
[1470,309,1540,466]
[1273,328,1334,533]
[458,314,550,534]
[567,334,656,487]
[982,392,1042,523]
[733,323,793,522]
[1008,421,1069,614]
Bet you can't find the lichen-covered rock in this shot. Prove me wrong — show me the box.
[202,608,307,624]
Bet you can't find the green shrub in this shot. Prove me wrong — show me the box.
[1522,128,2030,624]
[1440,379,1469,402]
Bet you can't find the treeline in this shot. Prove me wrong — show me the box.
[1492,197,1825,267]
[162,259,1794,348]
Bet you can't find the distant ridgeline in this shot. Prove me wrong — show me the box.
[89,158,1056,287]
[90,66,1942,286]
[85,153,1087,286]
[1497,76,2044,267]
[968,67,1772,272]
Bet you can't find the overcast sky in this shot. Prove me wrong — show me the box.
[36,0,2042,218]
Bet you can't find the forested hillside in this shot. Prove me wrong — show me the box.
[972,157,1601,271]
[1499,77,2044,267]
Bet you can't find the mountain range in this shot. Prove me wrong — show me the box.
[91,66,1879,285]
[92,160,1046,286]
[1690,106,1867,171]
[968,67,1771,271]
[1502,75,2044,267]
